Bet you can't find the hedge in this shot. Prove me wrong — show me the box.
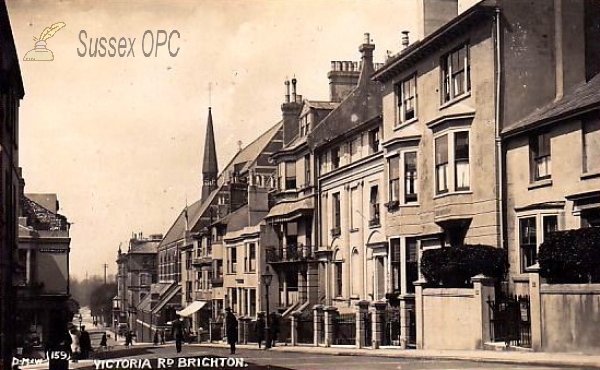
[538,227,600,283]
[421,244,508,288]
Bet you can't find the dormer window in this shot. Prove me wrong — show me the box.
[369,128,380,154]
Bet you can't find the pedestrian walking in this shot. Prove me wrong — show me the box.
[79,326,92,359]
[225,308,238,354]
[171,315,185,354]
[99,333,107,351]
[153,331,159,346]
[125,331,133,348]
[69,329,80,361]
[255,313,266,349]
[269,312,280,347]
[159,330,165,345]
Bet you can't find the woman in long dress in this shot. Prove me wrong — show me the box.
[69,329,80,361]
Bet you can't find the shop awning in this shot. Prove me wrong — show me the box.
[265,197,314,223]
[176,300,207,317]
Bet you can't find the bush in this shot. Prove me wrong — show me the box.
[538,227,600,283]
[421,244,508,288]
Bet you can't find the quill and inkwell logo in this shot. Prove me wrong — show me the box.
[23,22,66,61]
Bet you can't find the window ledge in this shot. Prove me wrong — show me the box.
[581,171,600,181]
[440,92,471,110]
[433,190,473,200]
[400,203,420,208]
[349,228,360,233]
[528,179,553,190]
[393,117,418,131]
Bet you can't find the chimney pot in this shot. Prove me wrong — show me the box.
[402,31,410,49]
[291,77,297,102]
[364,32,371,44]
[331,61,336,71]
[284,80,290,103]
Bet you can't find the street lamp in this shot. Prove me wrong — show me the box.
[261,266,273,349]
[78,313,83,331]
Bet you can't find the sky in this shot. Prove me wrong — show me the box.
[7,0,478,280]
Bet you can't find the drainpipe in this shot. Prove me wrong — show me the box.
[494,7,505,257]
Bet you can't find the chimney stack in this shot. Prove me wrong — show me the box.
[281,77,302,146]
[402,31,410,49]
[417,0,458,39]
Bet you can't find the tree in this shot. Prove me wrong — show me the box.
[89,283,118,324]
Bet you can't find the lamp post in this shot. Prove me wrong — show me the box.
[78,313,83,331]
[261,266,273,349]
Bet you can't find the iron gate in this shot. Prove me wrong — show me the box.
[209,321,223,342]
[363,311,372,347]
[382,308,401,346]
[488,295,531,348]
[317,312,325,344]
[296,311,314,344]
[333,313,356,345]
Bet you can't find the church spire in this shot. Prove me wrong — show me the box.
[201,107,218,200]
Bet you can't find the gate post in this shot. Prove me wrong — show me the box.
[324,306,338,347]
[291,311,301,346]
[372,301,387,349]
[414,280,425,349]
[527,264,542,351]
[356,300,369,348]
[313,305,324,346]
[471,274,495,348]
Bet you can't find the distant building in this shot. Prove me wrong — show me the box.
[265,77,338,315]
[0,0,25,366]
[114,233,160,338]
[16,193,70,356]
[308,34,385,309]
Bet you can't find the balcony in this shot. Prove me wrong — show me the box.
[195,290,212,301]
[211,277,223,287]
[192,256,212,266]
[266,244,313,263]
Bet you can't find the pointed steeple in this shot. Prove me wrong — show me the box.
[201,107,218,200]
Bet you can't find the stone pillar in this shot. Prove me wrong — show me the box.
[399,298,408,348]
[356,300,369,348]
[471,274,495,349]
[414,280,425,349]
[323,306,338,347]
[291,311,300,346]
[313,305,324,346]
[528,264,543,352]
[372,301,387,349]
[239,317,251,344]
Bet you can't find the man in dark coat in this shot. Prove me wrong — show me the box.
[171,315,185,354]
[78,326,92,359]
[225,308,238,354]
[269,312,280,347]
[255,313,266,348]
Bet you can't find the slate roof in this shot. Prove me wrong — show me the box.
[502,74,600,137]
[307,45,382,150]
[21,194,68,231]
[217,120,283,184]
[159,185,222,247]
[129,240,160,254]
[160,120,282,249]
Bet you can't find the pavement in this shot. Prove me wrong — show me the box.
[14,332,600,370]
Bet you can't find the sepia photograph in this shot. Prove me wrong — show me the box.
[1,0,600,369]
